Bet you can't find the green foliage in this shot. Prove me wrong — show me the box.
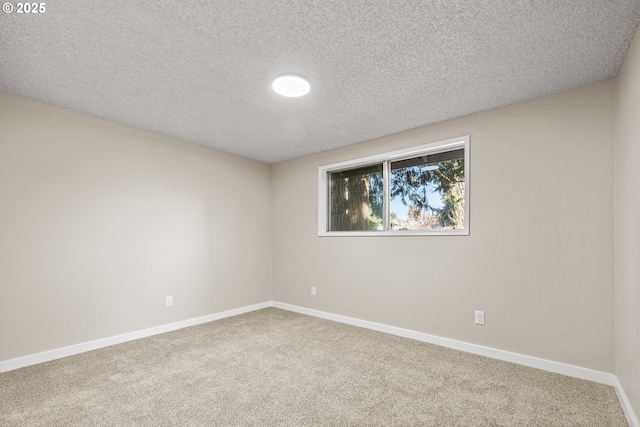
[391,159,465,228]
[369,173,384,223]
[369,214,383,230]
[438,183,465,228]
[433,159,465,195]
[390,167,435,212]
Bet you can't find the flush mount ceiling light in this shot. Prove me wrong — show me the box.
[272,74,310,97]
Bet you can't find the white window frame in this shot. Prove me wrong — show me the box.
[318,135,469,237]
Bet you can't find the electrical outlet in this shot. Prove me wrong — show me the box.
[166,296,173,307]
[475,310,485,325]
[311,286,316,296]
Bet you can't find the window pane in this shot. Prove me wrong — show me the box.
[390,150,465,230]
[329,164,384,231]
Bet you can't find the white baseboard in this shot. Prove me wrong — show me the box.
[3,299,636,427]
[272,301,617,386]
[274,302,640,424]
[614,377,640,427]
[0,301,271,373]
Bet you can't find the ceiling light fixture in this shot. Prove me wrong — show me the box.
[272,74,310,97]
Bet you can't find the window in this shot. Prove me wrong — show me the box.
[318,136,469,236]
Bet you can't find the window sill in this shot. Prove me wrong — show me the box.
[318,229,469,237]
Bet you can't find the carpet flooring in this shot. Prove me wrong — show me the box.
[0,308,628,426]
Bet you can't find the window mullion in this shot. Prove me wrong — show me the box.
[383,160,390,231]
[326,171,331,232]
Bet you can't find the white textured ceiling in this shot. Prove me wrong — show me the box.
[1,1,639,163]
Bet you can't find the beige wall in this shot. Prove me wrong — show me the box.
[272,81,616,372]
[0,75,624,379]
[615,25,640,419]
[0,93,272,362]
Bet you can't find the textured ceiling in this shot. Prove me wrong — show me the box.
[1,1,639,163]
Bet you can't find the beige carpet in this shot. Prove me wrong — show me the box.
[0,308,628,426]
